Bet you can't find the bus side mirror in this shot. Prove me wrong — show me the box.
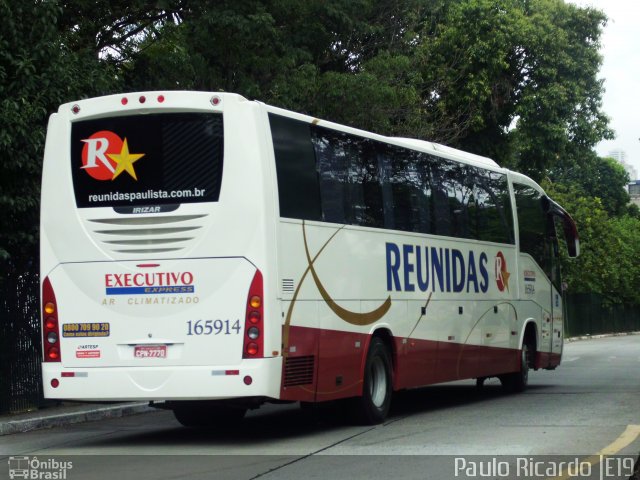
[557,207,579,258]
[565,228,580,258]
[542,195,580,258]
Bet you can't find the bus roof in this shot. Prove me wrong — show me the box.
[264,103,503,173]
[391,138,500,169]
[58,90,504,174]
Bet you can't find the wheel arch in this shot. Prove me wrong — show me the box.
[361,327,396,389]
[351,327,395,424]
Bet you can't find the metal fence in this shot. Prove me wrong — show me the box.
[565,293,640,337]
[0,262,55,414]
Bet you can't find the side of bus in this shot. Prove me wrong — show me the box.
[40,92,577,426]
[262,104,577,422]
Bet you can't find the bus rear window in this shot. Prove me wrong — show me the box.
[71,113,223,208]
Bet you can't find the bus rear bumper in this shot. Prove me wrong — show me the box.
[42,357,283,401]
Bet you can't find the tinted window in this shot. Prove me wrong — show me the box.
[473,170,514,244]
[269,114,321,220]
[270,115,514,244]
[71,113,223,208]
[513,184,546,266]
[441,161,474,238]
[383,147,432,234]
[385,152,513,244]
[311,126,384,227]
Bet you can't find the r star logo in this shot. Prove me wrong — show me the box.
[81,131,145,181]
[108,138,145,181]
[495,251,510,292]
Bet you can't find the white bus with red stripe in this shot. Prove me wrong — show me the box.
[40,91,579,425]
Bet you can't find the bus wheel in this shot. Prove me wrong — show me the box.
[500,344,530,393]
[352,337,392,425]
[172,403,246,428]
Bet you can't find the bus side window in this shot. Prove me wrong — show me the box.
[385,146,431,234]
[513,183,551,279]
[311,129,347,224]
[474,170,514,244]
[269,114,322,221]
[311,126,386,228]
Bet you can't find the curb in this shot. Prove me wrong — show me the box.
[0,402,154,436]
[565,331,640,343]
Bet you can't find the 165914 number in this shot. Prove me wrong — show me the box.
[186,319,241,336]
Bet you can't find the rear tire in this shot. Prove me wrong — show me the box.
[351,337,392,425]
[500,344,531,393]
[172,402,246,428]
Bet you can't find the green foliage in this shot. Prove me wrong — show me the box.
[509,0,613,178]
[0,0,179,267]
[550,153,631,217]
[543,180,640,305]
[1,0,634,306]
[413,0,612,179]
[58,0,186,61]
[0,1,113,265]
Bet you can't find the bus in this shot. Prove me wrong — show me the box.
[40,91,579,425]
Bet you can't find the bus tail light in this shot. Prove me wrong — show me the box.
[243,270,264,359]
[42,277,61,363]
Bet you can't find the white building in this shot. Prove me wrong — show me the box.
[608,149,638,180]
[629,180,640,208]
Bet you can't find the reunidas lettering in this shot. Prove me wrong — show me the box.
[386,242,489,293]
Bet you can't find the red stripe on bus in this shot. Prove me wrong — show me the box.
[281,325,555,402]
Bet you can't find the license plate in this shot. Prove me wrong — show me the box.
[134,345,167,358]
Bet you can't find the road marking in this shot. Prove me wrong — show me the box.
[563,357,580,362]
[548,424,640,480]
[597,424,640,455]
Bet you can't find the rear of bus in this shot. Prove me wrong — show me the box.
[40,92,282,412]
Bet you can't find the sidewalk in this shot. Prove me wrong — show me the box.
[0,401,154,436]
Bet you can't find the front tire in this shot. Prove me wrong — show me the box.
[500,344,531,393]
[352,337,393,424]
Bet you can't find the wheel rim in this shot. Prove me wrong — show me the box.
[369,356,388,408]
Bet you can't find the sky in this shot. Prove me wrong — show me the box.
[567,0,640,180]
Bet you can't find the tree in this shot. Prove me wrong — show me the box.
[119,0,612,178]
[509,0,612,179]
[0,1,185,269]
[0,0,618,289]
[58,0,186,62]
[551,153,631,217]
[409,0,612,179]
[0,1,116,267]
[543,180,640,305]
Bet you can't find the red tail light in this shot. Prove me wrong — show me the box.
[42,277,61,362]
[243,270,264,359]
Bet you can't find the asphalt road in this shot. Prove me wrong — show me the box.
[1,335,639,480]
